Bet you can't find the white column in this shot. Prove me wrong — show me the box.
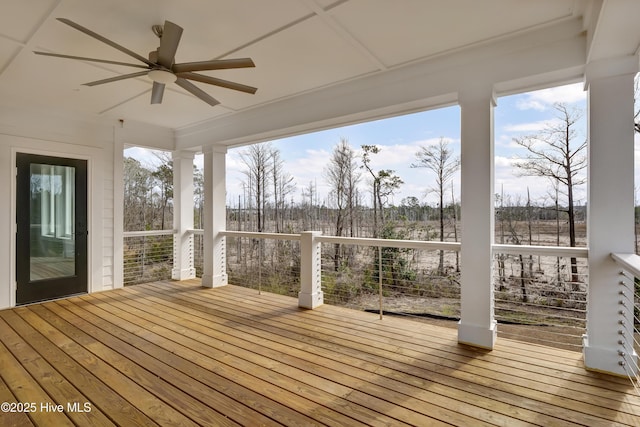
[299,231,323,308]
[458,87,497,349]
[171,150,196,280]
[202,146,228,288]
[583,57,638,375]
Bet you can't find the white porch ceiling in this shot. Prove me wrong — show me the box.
[0,0,638,148]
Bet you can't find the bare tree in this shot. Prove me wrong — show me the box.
[361,145,381,236]
[240,143,272,232]
[325,138,361,270]
[301,180,318,231]
[503,194,529,302]
[513,103,586,284]
[411,137,460,275]
[361,145,403,237]
[150,152,173,230]
[123,157,152,231]
[123,155,174,231]
[193,164,204,229]
[271,148,295,233]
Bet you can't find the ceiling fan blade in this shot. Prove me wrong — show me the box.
[157,20,183,68]
[172,58,255,73]
[57,18,155,67]
[151,82,165,104]
[177,72,257,94]
[175,78,220,106]
[83,70,149,86]
[33,51,149,69]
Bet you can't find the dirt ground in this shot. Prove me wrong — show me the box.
[347,293,584,352]
[378,313,583,352]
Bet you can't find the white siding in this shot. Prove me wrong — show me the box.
[0,108,172,309]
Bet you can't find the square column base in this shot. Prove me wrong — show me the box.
[171,268,196,281]
[458,320,497,350]
[202,273,228,288]
[583,335,637,377]
[298,290,323,309]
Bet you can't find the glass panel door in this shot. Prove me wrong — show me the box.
[29,163,76,281]
[16,153,87,305]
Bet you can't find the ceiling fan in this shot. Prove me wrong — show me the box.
[34,18,257,106]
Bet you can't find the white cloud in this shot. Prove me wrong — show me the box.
[494,155,517,169]
[124,146,168,167]
[355,138,460,170]
[503,118,561,133]
[227,139,464,205]
[286,148,332,196]
[516,83,586,111]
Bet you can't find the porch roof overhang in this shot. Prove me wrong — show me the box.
[0,1,638,151]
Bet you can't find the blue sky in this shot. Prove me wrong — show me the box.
[127,81,640,208]
[226,82,590,207]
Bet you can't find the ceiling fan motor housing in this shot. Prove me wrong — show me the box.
[33,18,256,106]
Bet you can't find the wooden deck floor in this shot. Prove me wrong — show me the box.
[1,280,640,426]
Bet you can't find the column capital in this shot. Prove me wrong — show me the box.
[458,85,497,107]
[584,55,639,88]
[203,144,228,155]
[172,150,196,161]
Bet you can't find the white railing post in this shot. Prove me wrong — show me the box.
[299,231,323,309]
[202,146,228,288]
[171,151,196,280]
[583,57,638,376]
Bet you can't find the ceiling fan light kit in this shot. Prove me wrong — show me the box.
[34,18,256,106]
[148,69,177,84]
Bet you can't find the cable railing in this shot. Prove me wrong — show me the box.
[123,230,175,285]
[493,244,589,351]
[191,230,590,351]
[611,253,640,394]
[129,226,640,378]
[190,229,204,278]
[317,235,461,322]
[220,230,302,297]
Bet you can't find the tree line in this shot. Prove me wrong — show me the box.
[121,100,617,317]
[123,102,594,253]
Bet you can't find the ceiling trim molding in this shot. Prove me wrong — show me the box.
[299,0,387,71]
[0,0,62,75]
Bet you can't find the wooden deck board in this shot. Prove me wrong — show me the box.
[136,281,638,426]
[128,283,565,426]
[0,279,638,426]
[0,312,115,427]
[0,347,35,427]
